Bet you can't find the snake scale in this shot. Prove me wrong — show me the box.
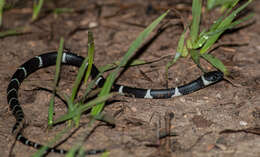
[7,50,224,155]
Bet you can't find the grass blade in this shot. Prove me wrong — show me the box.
[99,59,147,72]
[0,27,29,38]
[48,37,64,127]
[207,0,236,10]
[91,10,169,116]
[84,31,95,84]
[201,53,228,75]
[190,0,202,43]
[54,8,74,15]
[200,0,252,54]
[32,125,73,157]
[70,57,89,104]
[32,0,44,21]
[68,31,96,126]
[165,28,187,77]
[80,73,104,104]
[55,93,113,124]
[70,31,96,105]
[178,28,188,57]
[0,0,4,26]
[68,54,89,126]
[228,13,254,29]
[190,49,200,66]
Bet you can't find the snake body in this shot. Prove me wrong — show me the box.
[7,50,224,154]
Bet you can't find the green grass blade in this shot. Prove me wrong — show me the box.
[200,0,252,54]
[54,93,113,124]
[68,31,96,126]
[48,37,64,127]
[201,53,228,75]
[200,29,224,54]
[199,0,239,48]
[204,13,253,38]
[65,125,109,157]
[80,73,103,103]
[193,29,208,49]
[190,0,202,43]
[48,93,55,127]
[207,0,236,10]
[0,29,20,37]
[54,8,74,15]
[65,147,77,157]
[226,0,240,10]
[32,146,49,157]
[70,31,97,105]
[207,0,217,10]
[69,57,89,104]
[32,125,73,157]
[190,49,206,72]
[100,57,170,73]
[217,0,251,29]
[0,27,28,38]
[77,148,87,157]
[165,52,181,72]
[0,0,4,26]
[101,151,110,157]
[209,15,225,33]
[178,28,188,57]
[84,31,95,84]
[91,10,169,116]
[99,59,147,72]
[165,28,187,74]
[68,55,89,126]
[195,12,252,49]
[32,0,44,21]
[190,49,200,66]
[228,13,254,29]
[90,74,113,116]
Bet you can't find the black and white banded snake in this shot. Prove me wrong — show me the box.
[7,50,224,155]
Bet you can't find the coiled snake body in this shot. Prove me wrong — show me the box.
[7,50,224,155]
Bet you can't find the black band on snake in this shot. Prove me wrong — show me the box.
[7,50,224,155]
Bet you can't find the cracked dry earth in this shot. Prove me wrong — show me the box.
[0,0,259,157]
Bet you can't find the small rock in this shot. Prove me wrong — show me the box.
[89,22,98,28]
[239,121,248,126]
[216,93,222,99]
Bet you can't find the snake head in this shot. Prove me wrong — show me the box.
[203,71,224,83]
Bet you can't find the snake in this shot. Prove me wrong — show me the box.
[7,50,224,155]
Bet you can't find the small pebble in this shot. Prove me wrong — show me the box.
[180,97,185,102]
[239,121,248,126]
[216,93,222,99]
[256,45,260,50]
[215,143,227,150]
[89,22,98,28]
[131,106,137,112]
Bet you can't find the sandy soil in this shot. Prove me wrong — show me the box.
[0,0,259,157]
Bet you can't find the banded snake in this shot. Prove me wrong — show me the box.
[7,50,224,155]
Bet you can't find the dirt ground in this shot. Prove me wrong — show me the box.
[0,0,259,157]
